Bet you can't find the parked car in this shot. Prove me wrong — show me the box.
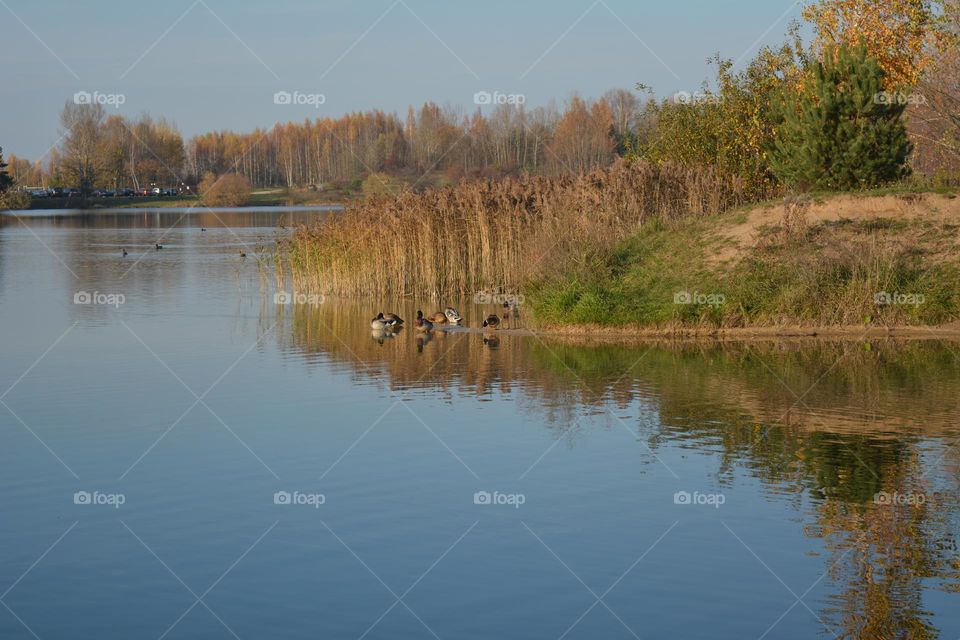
[119,188,134,197]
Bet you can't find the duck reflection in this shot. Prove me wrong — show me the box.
[274,297,960,637]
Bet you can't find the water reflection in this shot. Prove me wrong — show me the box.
[277,299,960,638]
[3,210,959,639]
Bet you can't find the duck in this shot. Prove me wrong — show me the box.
[382,312,404,327]
[414,310,434,332]
[502,299,519,317]
[371,313,392,331]
[239,250,247,258]
[428,311,448,324]
[155,243,163,250]
[444,307,462,324]
[122,248,128,257]
[482,314,501,329]
[201,227,207,232]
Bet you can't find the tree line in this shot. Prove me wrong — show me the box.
[4,0,959,199]
[5,94,625,193]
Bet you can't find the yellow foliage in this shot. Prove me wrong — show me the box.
[803,0,947,87]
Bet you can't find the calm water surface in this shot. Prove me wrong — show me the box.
[1,209,959,639]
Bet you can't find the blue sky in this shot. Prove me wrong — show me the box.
[1,0,806,159]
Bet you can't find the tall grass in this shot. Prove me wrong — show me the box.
[284,160,755,297]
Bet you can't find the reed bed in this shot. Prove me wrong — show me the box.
[284,160,754,297]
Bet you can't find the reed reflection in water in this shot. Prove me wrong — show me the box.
[276,297,960,639]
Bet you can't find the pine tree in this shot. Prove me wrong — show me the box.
[0,146,14,194]
[769,44,911,190]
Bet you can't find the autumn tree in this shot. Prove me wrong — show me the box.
[769,44,911,190]
[547,96,615,174]
[908,0,960,175]
[802,0,947,89]
[60,101,105,194]
[199,171,252,207]
[639,35,804,198]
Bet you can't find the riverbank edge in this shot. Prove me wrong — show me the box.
[525,322,960,343]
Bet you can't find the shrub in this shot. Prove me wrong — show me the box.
[199,172,252,207]
[361,172,406,198]
[0,190,30,210]
[635,36,805,200]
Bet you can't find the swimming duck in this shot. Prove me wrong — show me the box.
[428,311,448,324]
[482,314,501,329]
[382,312,404,327]
[239,250,247,258]
[155,243,163,250]
[444,307,462,324]
[371,313,391,330]
[122,248,128,257]
[415,310,434,332]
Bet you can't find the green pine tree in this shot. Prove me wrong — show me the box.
[768,44,911,191]
[0,146,14,194]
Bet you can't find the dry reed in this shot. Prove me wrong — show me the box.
[284,159,755,297]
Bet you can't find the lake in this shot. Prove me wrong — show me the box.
[1,208,958,639]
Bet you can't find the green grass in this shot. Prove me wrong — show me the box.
[528,211,960,329]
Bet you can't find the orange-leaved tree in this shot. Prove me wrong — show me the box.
[802,0,947,88]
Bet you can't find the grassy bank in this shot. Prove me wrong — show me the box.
[530,193,960,329]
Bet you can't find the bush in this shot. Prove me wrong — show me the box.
[199,172,252,207]
[635,38,805,200]
[0,191,30,210]
[361,172,406,198]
